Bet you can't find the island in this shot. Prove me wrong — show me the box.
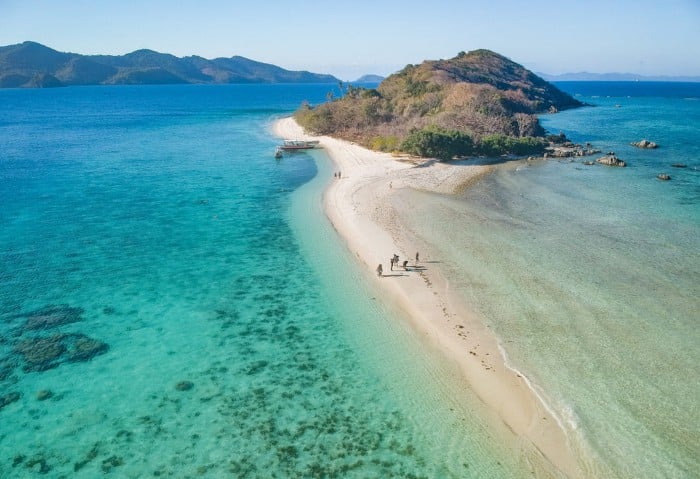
[295,49,583,158]
[0,41,339,88]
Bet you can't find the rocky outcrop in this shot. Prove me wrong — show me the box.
[14,333,109,372]
[631,139,658,149]
[596,153,626,167]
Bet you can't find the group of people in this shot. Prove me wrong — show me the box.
[333,171,342,179]
[376,252,419,277]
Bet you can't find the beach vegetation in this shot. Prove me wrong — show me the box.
[401,127,474,160]
[477,134,546,156]
[370,135,401,152]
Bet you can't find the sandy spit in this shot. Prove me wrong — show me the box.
[273,117,586,479]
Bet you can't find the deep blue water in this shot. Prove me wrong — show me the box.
[554,80,700,99]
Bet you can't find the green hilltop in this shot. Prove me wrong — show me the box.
[295,49,583,158]
[0,41,339,88]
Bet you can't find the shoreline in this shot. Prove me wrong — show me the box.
[272,117,585,478]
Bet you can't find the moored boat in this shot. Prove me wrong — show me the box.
[278,139,320,150]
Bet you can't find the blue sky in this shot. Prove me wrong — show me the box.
[1,0,699,80]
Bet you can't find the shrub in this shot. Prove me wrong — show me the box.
[401,127,474,160]
[370,136,401,152]
[477,134,546,156]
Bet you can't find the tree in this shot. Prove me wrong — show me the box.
[401,127,473,160]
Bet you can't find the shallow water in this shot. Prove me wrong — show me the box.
[1,84,533,478]
[392,83,700,478]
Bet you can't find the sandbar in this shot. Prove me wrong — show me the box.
[273,117,586,478]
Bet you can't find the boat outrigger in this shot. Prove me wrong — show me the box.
[278,139,320,150]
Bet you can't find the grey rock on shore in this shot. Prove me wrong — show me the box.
[596,154,626,167]
[631,139,658,149]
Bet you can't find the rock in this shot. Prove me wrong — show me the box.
[657,173,671,181]
[14,333,109,372]
[67,335,109,362]
[671,163,687,168]
[14,336,66,371]
[0,391,21,410]
[36,389,53,401]
[101,455,124,473]
[596,155,626,167]
[175,380,194,391]
[631,139,658,149]
[22,305,84,331]
[583,161,595,166]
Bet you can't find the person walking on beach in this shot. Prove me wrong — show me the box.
[376,264,383,276]
[389,257,394,271]
[402,260,408,270]
[415,252,419,264]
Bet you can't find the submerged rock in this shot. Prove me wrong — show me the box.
[22,305,84,331]
[657,173,671,181]
[596,155,626,167]
[0,391,21,409]
[671,163,687,168]
[175,380,194,391]
[14,335,66,371]
[67,335,109,362]
[13,333,109,372]
[631,139,658,149]
[36,389,54,401]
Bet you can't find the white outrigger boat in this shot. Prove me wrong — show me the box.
[278,139,320,150]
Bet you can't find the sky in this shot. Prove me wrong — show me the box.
[1,0,699,80]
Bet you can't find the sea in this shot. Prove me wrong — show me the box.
[393,81,700,478]
[0,81,697,478]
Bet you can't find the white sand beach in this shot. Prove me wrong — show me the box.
[273,117,585,478]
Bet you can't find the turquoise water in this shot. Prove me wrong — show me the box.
[393,82,700,478]
[0,85,534,477]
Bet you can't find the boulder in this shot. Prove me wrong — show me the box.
[631,139,658,149]
[596,155,626,167]
[657,173,671,181]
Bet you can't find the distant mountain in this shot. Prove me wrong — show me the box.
[540,71,700,82]
[0,41,339,88]
[354,74,384,83]
[295,49,582,158]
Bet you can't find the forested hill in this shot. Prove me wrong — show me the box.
[0,41,338,88]
[295,49,583,158]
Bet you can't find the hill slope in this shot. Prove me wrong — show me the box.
[295,50,583,157]
[0,41,338,87]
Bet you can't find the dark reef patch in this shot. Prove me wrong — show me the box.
[21,304,84,332]
[0,391,21,410]
[13,333,108,372]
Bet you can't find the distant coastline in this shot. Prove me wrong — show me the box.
[540,72,700,82]
[0,41,338,88]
